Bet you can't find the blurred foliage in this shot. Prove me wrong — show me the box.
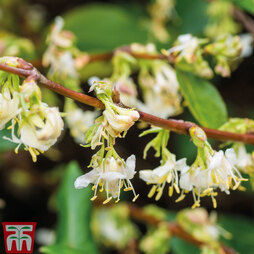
[0,0,254,254]
[41,162,98,254]
[64,4,149,52]
[228,0,254,14]
[92,204,139,250]
[0,126,16,153]
[220,214,254,254]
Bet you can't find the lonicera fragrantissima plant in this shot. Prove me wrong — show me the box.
[1,1,254,252]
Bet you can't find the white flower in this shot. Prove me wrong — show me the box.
[114,77,139,107]
[234,145,253,171]
[179,149,244,208]
[0,88,19,130]
[20,107,63,151]
[103,105,139,136]
[43,17,77,79]
[49,16,73,48]
[153,64,179,94]
[240,33,253,58]
[4,105,64,161]
[140,157,188,200]
[142,89,181,118]
[169,34,200,63]
[138,62,182,118]
[75,155,138,204]
[66,108,98,144]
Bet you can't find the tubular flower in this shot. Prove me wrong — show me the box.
[5,105,64,161]
[66,107,98,144]
[168,34,202,63]
[163,34,213,78]
[179,148,245,209]
[233,144,254,174]
[0,88,19,130]
[139,156,188,200]
[103,104,140,137]
[90,80,139,138]
[75,155,139,204]
[139,61,182,118]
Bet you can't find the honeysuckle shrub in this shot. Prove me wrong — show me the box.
[1,0,254,254]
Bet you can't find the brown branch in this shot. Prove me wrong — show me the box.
[234,8,254,39]
[128,204,237,254]
[1,59,254,145]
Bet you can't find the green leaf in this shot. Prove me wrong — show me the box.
[228,0,254,15]
[64,4,148,52]
[175,0,209,35]
[219,214,254,254]
[41,244,89,254]
[171,237,200,254]
[0,127,16,153]
[41,161,98,254]
[176,70,227,128]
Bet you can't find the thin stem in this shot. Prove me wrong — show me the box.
[233,7,254,39]
[127,203,237,254]
[1,60,254,145]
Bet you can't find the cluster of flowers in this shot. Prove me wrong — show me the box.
[74,80,140,204]
[42,18,252,147]
[163,33,252,78]
[111,44,182,119]
[91,203,229,254]
[72,78,251,208]
[43,16,79,90]
[139,126,247,208]
[0,57,63,161]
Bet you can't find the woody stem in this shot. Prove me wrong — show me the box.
[0,60,254,145]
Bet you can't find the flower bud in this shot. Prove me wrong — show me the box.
[20,106,63,151]
[189,126,207,147]
[0,88,19,130]
[20,79,41,103]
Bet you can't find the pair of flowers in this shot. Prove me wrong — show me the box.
[75,80,140,204]
[0,74,63,161]
[75,155,139,204]
[76,146,244,207]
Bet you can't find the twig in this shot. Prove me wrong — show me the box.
[1,59,254,145]
[127,204,237,254]
[234,8,254,39]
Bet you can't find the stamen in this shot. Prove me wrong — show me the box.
[158,174,168,184]
[191,201,200,209]
[211,196,217,208]
[90,195,97,201]
[175,193,186,203]
[174,183,180,194]
[124,187,132,191]
[155,188,163,201]
[148,185,157,198]
[28,147,37,162]
[232,181,241,190]
[238,185,246,191]
[132,194,139,202]
[202,188,213,195]
[168,186,173,197]
[103,197,112,204]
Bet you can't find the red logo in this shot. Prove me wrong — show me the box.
[2,222,37,253]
